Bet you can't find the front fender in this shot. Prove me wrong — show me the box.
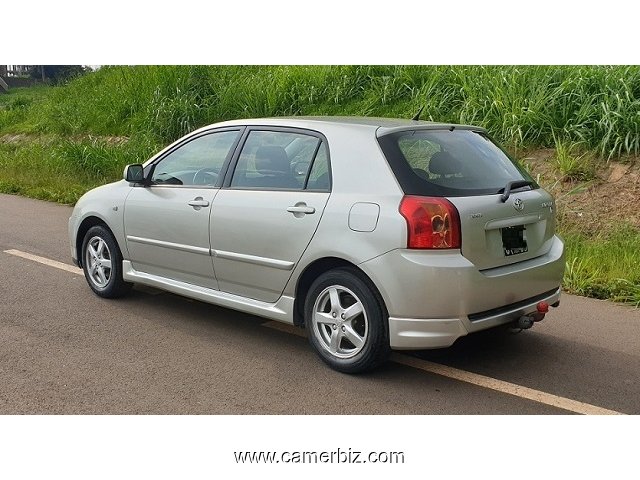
[69,181,132,263]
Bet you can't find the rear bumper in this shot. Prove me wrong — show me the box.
[388,287,561,349]
[359,235,565,349]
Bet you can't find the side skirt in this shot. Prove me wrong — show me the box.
[122,260,295,324]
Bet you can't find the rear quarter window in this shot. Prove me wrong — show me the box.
[378,129,536,197]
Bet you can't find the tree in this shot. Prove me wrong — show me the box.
[29,65,87,83]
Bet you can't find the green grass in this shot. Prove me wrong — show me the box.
[1,65,640,305]
[563,228,640,306]
[552,136,595,181]
[0,85,52,133]
[3,65,640,156]
[0,135,157,203]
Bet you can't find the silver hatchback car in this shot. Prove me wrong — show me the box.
[69,117,564,373]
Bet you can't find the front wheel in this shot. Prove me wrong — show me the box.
[305,268,390,373]
[81,225,132,298]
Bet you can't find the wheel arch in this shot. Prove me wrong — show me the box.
[293,256,388,327]
[76,216,116,268]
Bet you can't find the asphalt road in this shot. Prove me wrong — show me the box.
[1,193,639,414]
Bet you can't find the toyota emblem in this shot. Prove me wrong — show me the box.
[513,198,525,211]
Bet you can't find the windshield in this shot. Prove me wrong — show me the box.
[377,129,536,197]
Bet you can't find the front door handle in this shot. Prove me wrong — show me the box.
[188,197,210,210]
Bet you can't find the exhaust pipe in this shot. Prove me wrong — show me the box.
[514,315,534,330]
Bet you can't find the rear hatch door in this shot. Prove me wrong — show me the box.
[449,189,556,270]
[377,126,557,270]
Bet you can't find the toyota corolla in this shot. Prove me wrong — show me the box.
[69,117,565,373]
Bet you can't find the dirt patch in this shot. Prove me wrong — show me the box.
[608,164,630,183]
[520,149,640,234]
[0,133,129,145]
[68,134,130,145]
[0,133,31,144]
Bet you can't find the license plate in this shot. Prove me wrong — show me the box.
[501,225,528,256]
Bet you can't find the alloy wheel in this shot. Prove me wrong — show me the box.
[84,236,112,289]
[312,285,369,359]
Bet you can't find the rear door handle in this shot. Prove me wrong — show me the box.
[287,203,315,215]
[188,197,210,209]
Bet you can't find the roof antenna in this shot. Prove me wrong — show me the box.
[411,106,424,121]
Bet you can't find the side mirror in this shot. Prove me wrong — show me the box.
[124,164,145,183]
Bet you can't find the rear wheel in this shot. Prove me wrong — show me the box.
[81,225,132,298]
[305,268,390,373]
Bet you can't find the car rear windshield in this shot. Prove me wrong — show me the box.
[377,128,536,197]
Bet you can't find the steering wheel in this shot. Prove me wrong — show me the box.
[192,168,219,186]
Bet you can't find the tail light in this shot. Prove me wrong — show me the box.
[399,196,461,249]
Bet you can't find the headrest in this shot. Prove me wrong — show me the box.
[429,151,463,176]
[254,146,289,173]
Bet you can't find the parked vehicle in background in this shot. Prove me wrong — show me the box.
[69,117,565,373]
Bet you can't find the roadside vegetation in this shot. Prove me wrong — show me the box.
[563,229,640,305]
[0,65,639,305]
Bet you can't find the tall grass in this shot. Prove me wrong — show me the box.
[0,135,156,203]
[563,228,640,306]
[0,85,51,132]
[552,136,595,181]
[2,66,639,158]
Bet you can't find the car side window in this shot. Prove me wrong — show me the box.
[230,130,321,190]
[304,142,330,191]
[151,130,240,186]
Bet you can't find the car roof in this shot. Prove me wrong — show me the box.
[197,116,486,137]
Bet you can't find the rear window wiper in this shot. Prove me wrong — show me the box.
[499,180,533,202]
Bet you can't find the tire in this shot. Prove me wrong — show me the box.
[305,267,390,373]
[81,225,132,298]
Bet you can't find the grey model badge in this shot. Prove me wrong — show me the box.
[513,198,525,211]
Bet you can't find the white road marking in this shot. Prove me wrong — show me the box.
[262,321,624,416]
[3,248,625,415]
[4,249,164,296]
[390,354,623,415]
[4,249,83,275]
